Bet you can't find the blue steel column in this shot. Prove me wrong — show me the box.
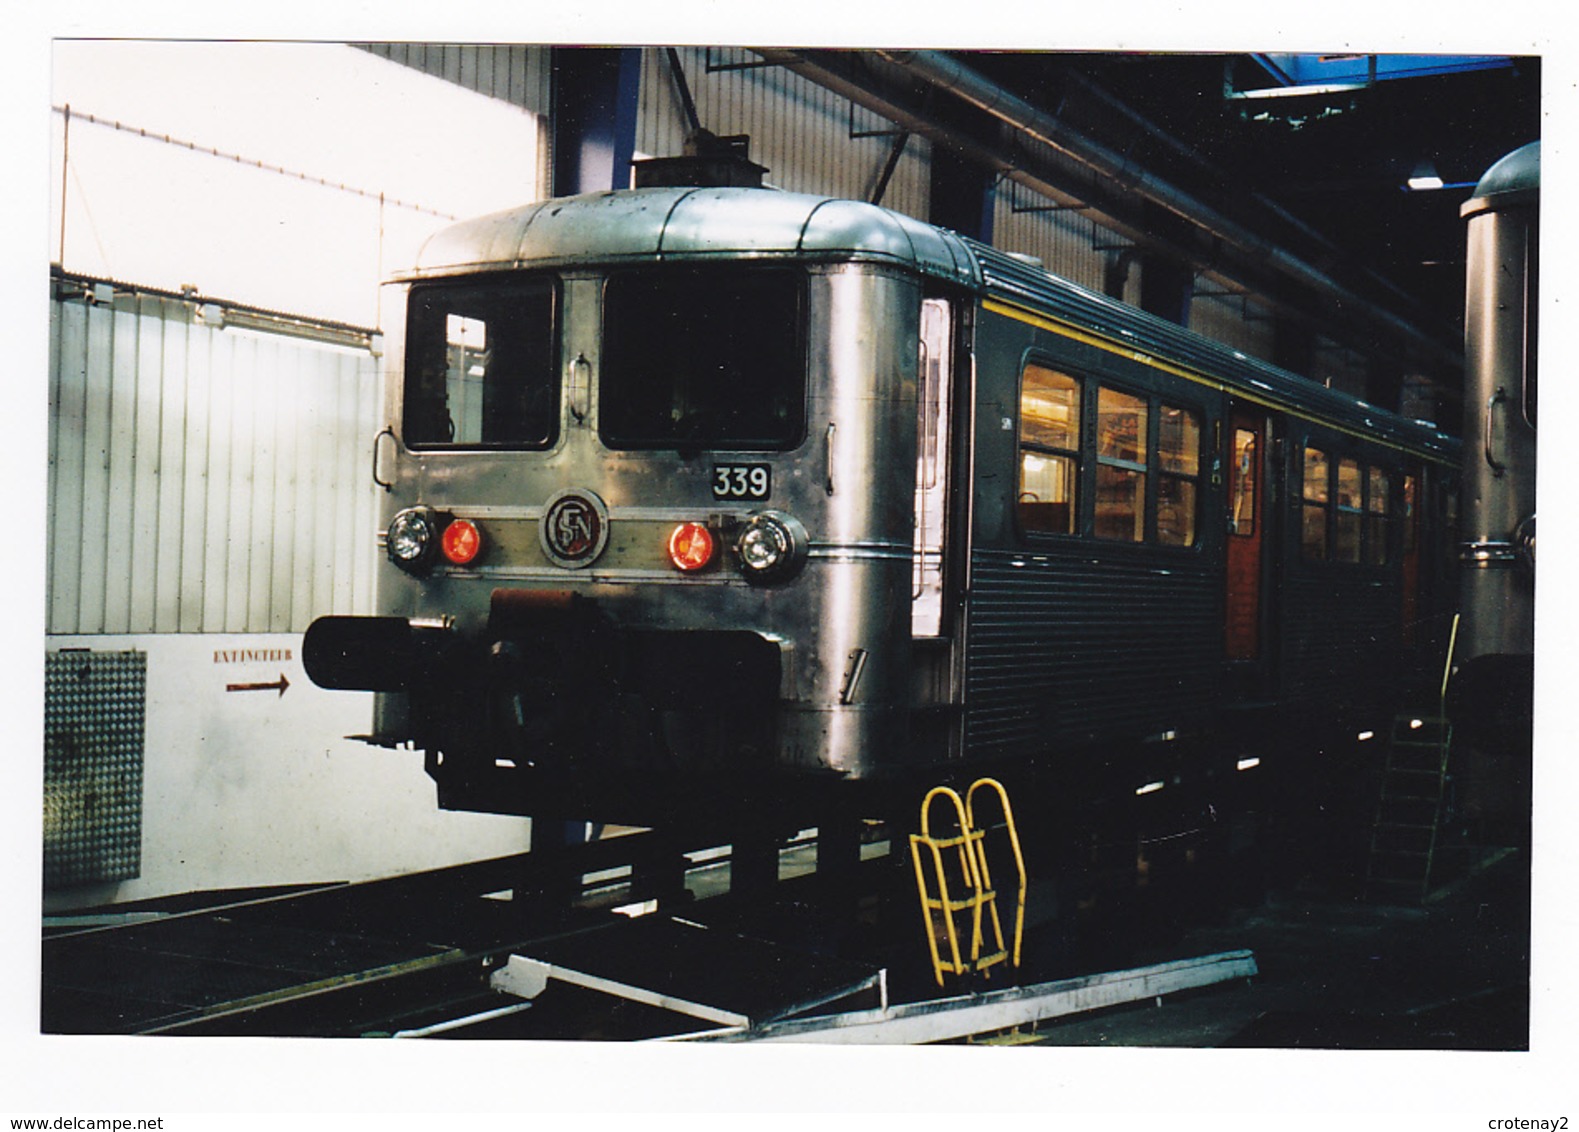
[550,47,642,196]
[544,47,640,851]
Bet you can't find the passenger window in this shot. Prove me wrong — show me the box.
[1095,388,1147,542]
[1229,428,1258,537]
[1017,369,1199,548]
[1302,446,1329,559]
[1018,365,1081,534]
[1156,403,1200,547]
[1366,468,1391,565]
[1335,458,1363,563]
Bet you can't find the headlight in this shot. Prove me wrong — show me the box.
[386,506,439,572]
[734,511,808,584]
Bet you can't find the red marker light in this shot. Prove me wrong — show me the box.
[667,522,715,572]
[440,518,483,565]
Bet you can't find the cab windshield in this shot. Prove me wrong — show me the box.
[600,266,806,451]
[403,276,559,449]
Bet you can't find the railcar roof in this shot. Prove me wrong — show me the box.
[970,239,1459,461]
[407,185,978,284]
[1462,140,1539,219]
[407,186,1457,461]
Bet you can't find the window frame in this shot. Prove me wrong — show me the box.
[1093,386,1150,543]
[1153,400,1203,548]
[1228,425,1260,539]
[1299,436,1399,568]
[1013,356,1204,550]
[1365,466,1393,566]
[1334,456,1364,564]
[1016,361,1084,537]
[402,273,563,452]
[597,264,810,453]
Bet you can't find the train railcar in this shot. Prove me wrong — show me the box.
[1452,141,1538,760]
[304,167,1461,829]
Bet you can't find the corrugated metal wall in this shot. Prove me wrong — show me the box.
[637,47,932,218]
[1189,291,1278,362]
[993,184,1118,300]
[1309,338,1372,399]
[48,283,382,636]
[359,43,553,115]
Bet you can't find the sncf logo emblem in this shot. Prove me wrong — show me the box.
[540,489,610,568]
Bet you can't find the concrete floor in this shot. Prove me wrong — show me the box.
[1014,845,1530,1049]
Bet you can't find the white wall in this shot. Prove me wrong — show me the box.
[43,632,532,912]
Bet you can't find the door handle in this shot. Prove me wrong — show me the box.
[372,426,395,492]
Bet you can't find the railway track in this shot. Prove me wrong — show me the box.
[40,795,1281,1041]
[40,826,893,1039]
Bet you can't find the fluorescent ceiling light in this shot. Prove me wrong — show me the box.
[1226,82,1369,101]
[1407,161,1445,191]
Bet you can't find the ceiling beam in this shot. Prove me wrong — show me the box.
[754,47,1462,378]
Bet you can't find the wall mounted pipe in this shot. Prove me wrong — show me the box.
[874,49,1459,370]
[753,48,1459,375]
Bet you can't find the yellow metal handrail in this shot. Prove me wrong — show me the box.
[967,777,1027,970]
[908,779,1026,986]
[1440,611,1461,707]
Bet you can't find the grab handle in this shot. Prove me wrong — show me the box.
[372,426,395,492]
[824,421,837,495]
[569,353,591,423]
[1484,387,1508,477]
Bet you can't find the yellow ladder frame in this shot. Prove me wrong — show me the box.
[909,778,1027,986]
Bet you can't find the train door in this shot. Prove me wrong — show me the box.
[913,297,953,638]
[911,296,966,756]
[1225,407,1275,689]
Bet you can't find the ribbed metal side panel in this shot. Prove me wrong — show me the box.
[964,548,1220,758]
[1280,574,1402,702]
[1188,291,1276,363]
[47,287,381,635]
[358,43,552,115]
[636,47,932,219]
[992,185,1110,297]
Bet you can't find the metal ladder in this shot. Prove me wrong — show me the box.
[908,778,1027,986]
[1364,712,1453,903]
[1364,614,1459,903]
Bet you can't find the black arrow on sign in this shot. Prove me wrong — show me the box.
[226,673,290,697]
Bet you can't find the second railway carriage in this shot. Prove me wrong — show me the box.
[1452,141,1538,760]
[304,178,1460,827]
